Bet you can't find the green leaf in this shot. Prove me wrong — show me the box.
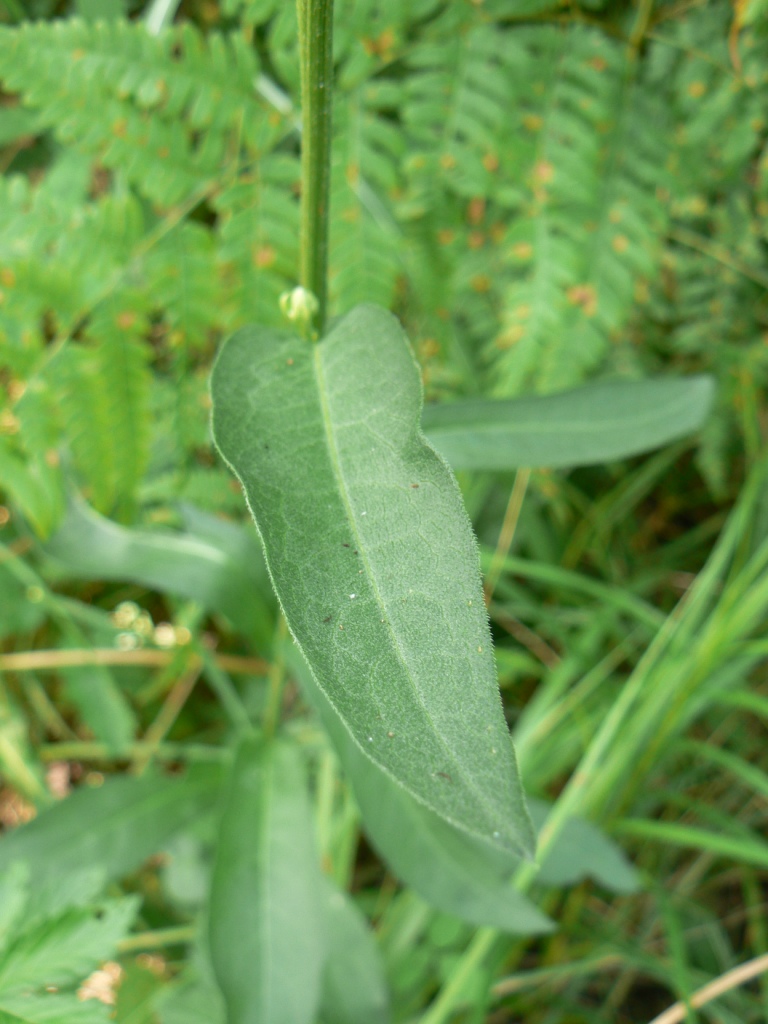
[0,1009,27,1024]
[0,567,45,641]
[154,946,225,1024]
[0,1009,35,1024]
[290,647,553,934]
[156,971,225,1024]
[528,800,640,894]
[0,993,111,1024]
[318,877,390,1024]
[211,303,534,856]
[114,960,167,1024]
[0,765,223,889]
[421,376,715,471]
[44,496,272,637]
[208,736,326,1024]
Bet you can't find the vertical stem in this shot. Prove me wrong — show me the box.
[484,467,531,604]
[297,0,335,337]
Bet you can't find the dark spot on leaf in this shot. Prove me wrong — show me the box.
[323,615,332,623]
[436,771,453,783]
[342,543,350,547]
[412,483,420,488]
[353,550,358,555]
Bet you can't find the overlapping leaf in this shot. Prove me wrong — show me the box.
[208,736,326,1024]
[211,303,534,855]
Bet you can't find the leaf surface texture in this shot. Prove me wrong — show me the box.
[211,304,534,854]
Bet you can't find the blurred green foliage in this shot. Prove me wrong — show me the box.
[0,0,767,1022]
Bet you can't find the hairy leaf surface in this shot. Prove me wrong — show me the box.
[211,303,534,855]
[289,646,553,933]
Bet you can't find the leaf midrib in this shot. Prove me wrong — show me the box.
[311,341,506,842]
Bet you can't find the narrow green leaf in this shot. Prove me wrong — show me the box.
[0,567,45,641]
[211,303,534,856]
[681,739,768,802]
[0,765,222,888]
[617,818,768,870]
[318,877,390,1024]
[208,736,326,1024]
[422,376,715,471]
[60,650,136,754]
[44,496,272,637]
[290,648,553,934]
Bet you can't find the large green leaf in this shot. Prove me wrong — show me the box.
[289,647,553,934]
[318,877,390,1024]
[208,736,326,1024]
[421,375,715,471]
[211,303,534,856]
[0,765,222,888]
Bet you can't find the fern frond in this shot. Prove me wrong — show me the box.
[58,301,152,518]
[0,439,63,537]
[144,221,221,349]
[221,0,283,28]
[0,899,137,995]
[0,20,281,207]
[213,154,300,329]
[328,92,404,314]
[402,11,512,210]
[484,27,670,394]
[648,4,768,190]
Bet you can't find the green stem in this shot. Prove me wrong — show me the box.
[117,925,196,954]
[297,0,334,337]
[38,740,225,762]
[198,645,253,733]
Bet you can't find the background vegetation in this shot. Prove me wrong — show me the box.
[0,0,767,1021]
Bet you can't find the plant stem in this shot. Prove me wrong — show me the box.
[39,740,224,762]
[198,645,253,732]
[484,467,531,603]
[0,647,269,675]
[117,925,196,954]
[297,0,334,337]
